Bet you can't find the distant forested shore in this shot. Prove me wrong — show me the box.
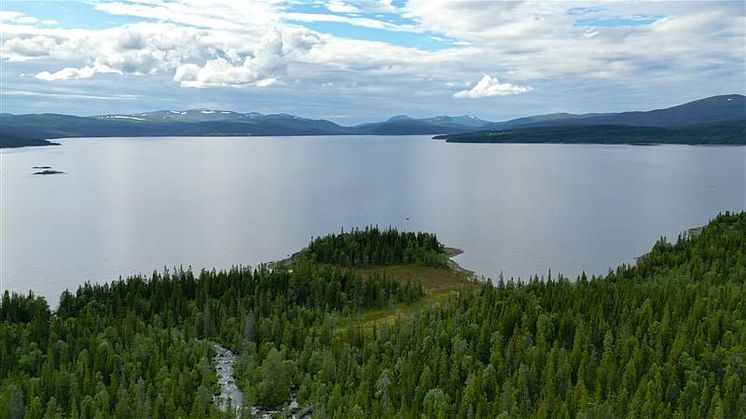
[2,94,744,148]
[433,119,746,145]
[0,135,59,148]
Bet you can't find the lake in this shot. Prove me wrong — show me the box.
[1,136,744,306]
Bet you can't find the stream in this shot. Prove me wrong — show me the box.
[213,343,243,414]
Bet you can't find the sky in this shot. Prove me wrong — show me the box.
[1,0,744,124]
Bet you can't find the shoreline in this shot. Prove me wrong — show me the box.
[443,247,475,277]
[636,224,705,263]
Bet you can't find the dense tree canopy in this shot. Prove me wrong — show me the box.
[1,213,744,418]
[305,226,447,268]
[0,262,422,417]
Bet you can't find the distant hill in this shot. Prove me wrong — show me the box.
[0,135,59,148]
[434,119,746,145]
[489,112,607,129]
[490,94,745,129]
[93,109,262,123]
[0,111,491,143]
[0,112,351,141]
[421,115,491,129]
[1,94,743,147]
[352,114,491,135]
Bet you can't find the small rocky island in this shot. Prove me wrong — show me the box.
[33,166,65,175]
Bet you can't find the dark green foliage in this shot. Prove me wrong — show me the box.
[436,119,746,145]
[0,303,218,418]
[487,94,746,130]
[0,263,423,417]
[0,135,59,148]
[257,348,291,407]
[286,212,745,417]
[1,213,744,417]
[305,226,447,268]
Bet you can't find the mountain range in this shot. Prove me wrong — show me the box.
[1,94,743,147]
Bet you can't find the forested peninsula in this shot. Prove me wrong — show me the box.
[0,135,59,149]
[1,218,745,417]
[433,119,746,145]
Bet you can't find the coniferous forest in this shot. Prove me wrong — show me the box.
[305,227,447,267]
[1,214,745,418]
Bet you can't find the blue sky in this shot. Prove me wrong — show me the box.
[1,1,744,123]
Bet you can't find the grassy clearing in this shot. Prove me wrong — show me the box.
[280,255,480,329]
[354,264,479,295]
[331,263,481,328]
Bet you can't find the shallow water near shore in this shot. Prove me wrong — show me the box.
[1,136,744,305]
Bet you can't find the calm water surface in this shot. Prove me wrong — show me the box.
[2,136,744,305]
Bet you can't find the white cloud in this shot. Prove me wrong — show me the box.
[2,36,59,61]
[0,11,32,24]
[2,22,213,71]
[0,11,24,21]
[15,16,39,24]
[327,1,360,14]
[0,11,55,26]
[0,0,743,119]
[35,64,121,81]
[3,88,141,100]
[35,67,94,81]
[282,11,419,32]
[341,0,397,14]
[172,29,317,87]
[2,20,324,86]
[93,0,278,32]
[255,78,278,87]
[454,75,532,98]
[584,30,598,38]
[404,0,745,83]
[173,57,280,88]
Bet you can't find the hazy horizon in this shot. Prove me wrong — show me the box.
[3,93,744,127]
